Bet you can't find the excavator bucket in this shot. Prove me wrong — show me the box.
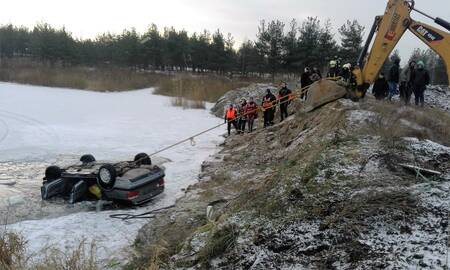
[301,79,347,112]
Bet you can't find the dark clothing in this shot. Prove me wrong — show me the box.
[238,119,247,133]
[388,63,400,83]
[413,88,425,106]
[227,120,238,136]
[238,102,248,133]
[412,68,430,106]
[372,77,389,100]
[248,119,255,133]
[280,103,289,121]
[327,67,339,78]
[224,107,238,135]
[301,72,313,88]
[300,72,312,99]
[340,68,351,82]
[279,86,292,121]
[313,70,322,79]
[278,87,292,103]
[262,93,276,127]
[263,110,270,128]
[412,68,430,89]
[245,102,258,132]
[310,72,321,82]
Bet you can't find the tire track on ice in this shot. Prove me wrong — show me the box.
[0,110,60,144]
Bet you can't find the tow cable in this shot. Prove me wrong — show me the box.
[110,79,339,221]
[109,205,175,221]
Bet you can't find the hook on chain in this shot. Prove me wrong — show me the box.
[190,137,196,146]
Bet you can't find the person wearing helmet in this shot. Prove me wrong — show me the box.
[387,58,401,101]
[327,60,339,78]
[411,60,430,107]
[340,63,352,82]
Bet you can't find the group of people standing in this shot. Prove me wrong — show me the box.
[373,59,430,106]
[224,82,293,136]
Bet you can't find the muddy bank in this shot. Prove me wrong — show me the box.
[130,92,450,269]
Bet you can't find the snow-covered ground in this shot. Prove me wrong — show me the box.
[0,82,224,267]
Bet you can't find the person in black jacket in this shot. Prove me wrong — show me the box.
[373,73,389,100]
[278,82,292,122]
[312,67,322,79]
[387,59,400,101]
[412,61,430,107]
[300,68,313,100]
[262,89,277,127]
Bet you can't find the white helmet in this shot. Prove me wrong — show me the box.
[329,60,337,68]
[343,63,351,69]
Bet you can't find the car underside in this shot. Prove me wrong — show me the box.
[41,153,165,205]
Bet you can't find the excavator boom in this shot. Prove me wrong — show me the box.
[303,0,450,111]
[354,0,450,93]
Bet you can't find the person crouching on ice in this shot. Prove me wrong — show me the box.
[224,104,238,136]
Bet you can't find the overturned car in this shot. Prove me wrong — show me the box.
[41,153,165,205]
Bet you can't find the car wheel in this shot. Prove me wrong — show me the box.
[97,164,117,190]
[45,166,62,182]
[80,154,96,163]
[134,153,151,165]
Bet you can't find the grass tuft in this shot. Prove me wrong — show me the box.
[197,224,238,264]
[0,231,27,270]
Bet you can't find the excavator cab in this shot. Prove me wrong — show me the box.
[301,0,450,111]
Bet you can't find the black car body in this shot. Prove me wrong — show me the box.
[41,153,165,205]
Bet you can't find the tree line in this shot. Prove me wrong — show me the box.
[0,19,364,73]
[0,19,447,84]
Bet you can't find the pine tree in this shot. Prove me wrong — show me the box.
[255,20,285,79]
[317,20,338,71]
[283,19,299,72]
[339,20,365,65]
[142,24,164,70]
[297,17,322,70]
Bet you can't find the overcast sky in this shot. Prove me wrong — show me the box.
[1,0,449,61]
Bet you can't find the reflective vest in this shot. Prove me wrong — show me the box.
[263,98,272,109]
[226,108,237,120]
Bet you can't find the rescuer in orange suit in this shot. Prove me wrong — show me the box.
[224,104,238,136]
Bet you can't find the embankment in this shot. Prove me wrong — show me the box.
[128,85,450,269]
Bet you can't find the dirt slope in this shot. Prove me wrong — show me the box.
[129,94,450,269]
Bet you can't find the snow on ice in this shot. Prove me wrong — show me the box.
[0,82,223,267]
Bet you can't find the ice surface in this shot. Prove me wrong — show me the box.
[0,82,224,267]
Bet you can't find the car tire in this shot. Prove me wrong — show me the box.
[45,166,62,182]
[80,154,96,163]
[134,153,151,165]
[97,164,117,191]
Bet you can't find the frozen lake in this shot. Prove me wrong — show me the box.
[0,82,223,267]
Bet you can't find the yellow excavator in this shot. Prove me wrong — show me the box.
[303,0,450,112]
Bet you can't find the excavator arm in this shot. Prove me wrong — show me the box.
[302,0,449,112]
[353,0,450,95]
